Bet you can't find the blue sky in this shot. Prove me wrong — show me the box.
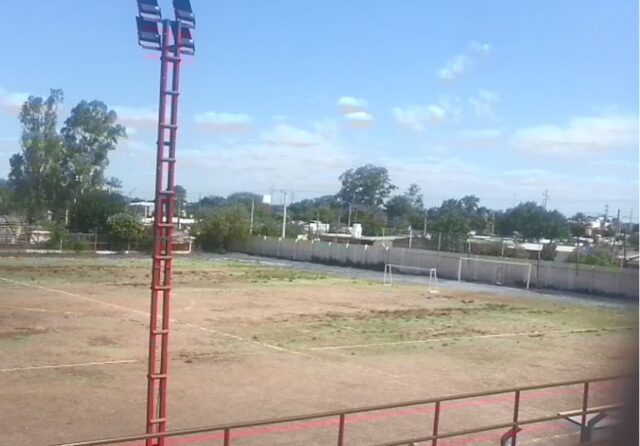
[0,0,638,217]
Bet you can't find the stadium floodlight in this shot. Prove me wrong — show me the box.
[134,2,197,445]
[137,0,162,21]
[173,0,196,28]
[136,16,162,50]
[172,24,195,55]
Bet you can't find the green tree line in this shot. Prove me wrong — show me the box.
[2,91,636,262]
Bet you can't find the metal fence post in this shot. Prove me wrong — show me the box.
[432,400,441,446]
[337,413,345,446]
[580,382,589,442]
[512,390,520,446]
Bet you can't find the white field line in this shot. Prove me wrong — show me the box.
[0,351,284,374]
[0,276,305,357]
[1,306,86,316]
[1,359,139,373]
[309,326,634,351]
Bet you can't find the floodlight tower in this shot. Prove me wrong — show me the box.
[135,1,195,445]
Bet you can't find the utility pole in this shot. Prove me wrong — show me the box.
[280,190,288,238]
[177,195,182,230]
[408,226,413,249]
[542,189,549,209]
[249,200,254,236]
[423,214,427,236]
[622,209,633,268]
[347,203,352,228]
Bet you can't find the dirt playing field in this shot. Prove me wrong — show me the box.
[0,255,637,446]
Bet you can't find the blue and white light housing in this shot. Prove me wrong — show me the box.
[137,0,162,21]
[173,0,196,28]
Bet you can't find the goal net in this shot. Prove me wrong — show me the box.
[383,263,439,292]
[457,257,532,289]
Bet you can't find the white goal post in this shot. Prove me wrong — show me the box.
[457,257,532,290]
[383,263,438,292]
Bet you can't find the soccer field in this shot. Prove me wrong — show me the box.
[0,256,636,445]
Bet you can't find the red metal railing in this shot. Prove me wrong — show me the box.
[51,374,628,446]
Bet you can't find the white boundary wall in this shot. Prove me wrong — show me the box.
[235,236,639,299]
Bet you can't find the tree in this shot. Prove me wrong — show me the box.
[106,177,123,191]
[568,212,589,238]
[386,184,425,230]
[175,185,187,204]
[427,197,478,235]
[355,206,388,236]
[429,208,470,234]
[69,190,127,233]
[9,89,65,221]
[386,195,414,228]
[0,178,14,214]
[106,213,144,251]
[60,100,126,212]
[288,195,341,227]
[496,202,568,240]
[8,90,125,222]
[337,164,397,207]
[226,191,261,205]
[406,183,424,210]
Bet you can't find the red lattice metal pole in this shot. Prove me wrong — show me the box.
[145,19,183,446]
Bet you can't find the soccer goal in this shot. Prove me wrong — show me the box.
[383,264,439,292]
[457,257,532,289]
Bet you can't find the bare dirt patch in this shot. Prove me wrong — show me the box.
[0,256,636,445]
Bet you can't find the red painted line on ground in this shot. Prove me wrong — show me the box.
[123,382,617,445]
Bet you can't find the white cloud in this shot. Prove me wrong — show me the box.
[344,111,373,127]
[0,87,30,114]
[458,129,503,139]
[513,114,638,155]
[171,122,354,194]
[502,169,555,177]
[437,40,492,81]
[437,55,469,81]
[264,124,320,147]
[392,105,446,132]
[195,111,253,132]
[469,89,500,119]
[337,96,368,114]
[469,41,492,55]
[113,106,157,129]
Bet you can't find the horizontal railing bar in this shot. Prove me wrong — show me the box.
[371,404,623,446]
[50,375,628,446]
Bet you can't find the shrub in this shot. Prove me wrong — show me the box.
[194,206,250,252]
[106,213,144,251]
[565,244,617,267]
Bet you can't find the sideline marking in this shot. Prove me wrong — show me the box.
[0,352,284,374]
[0,277,305,357]
[0,277,148,316]
[309,326,634,351]
[1,359,139,373]
[2,306,85,316]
